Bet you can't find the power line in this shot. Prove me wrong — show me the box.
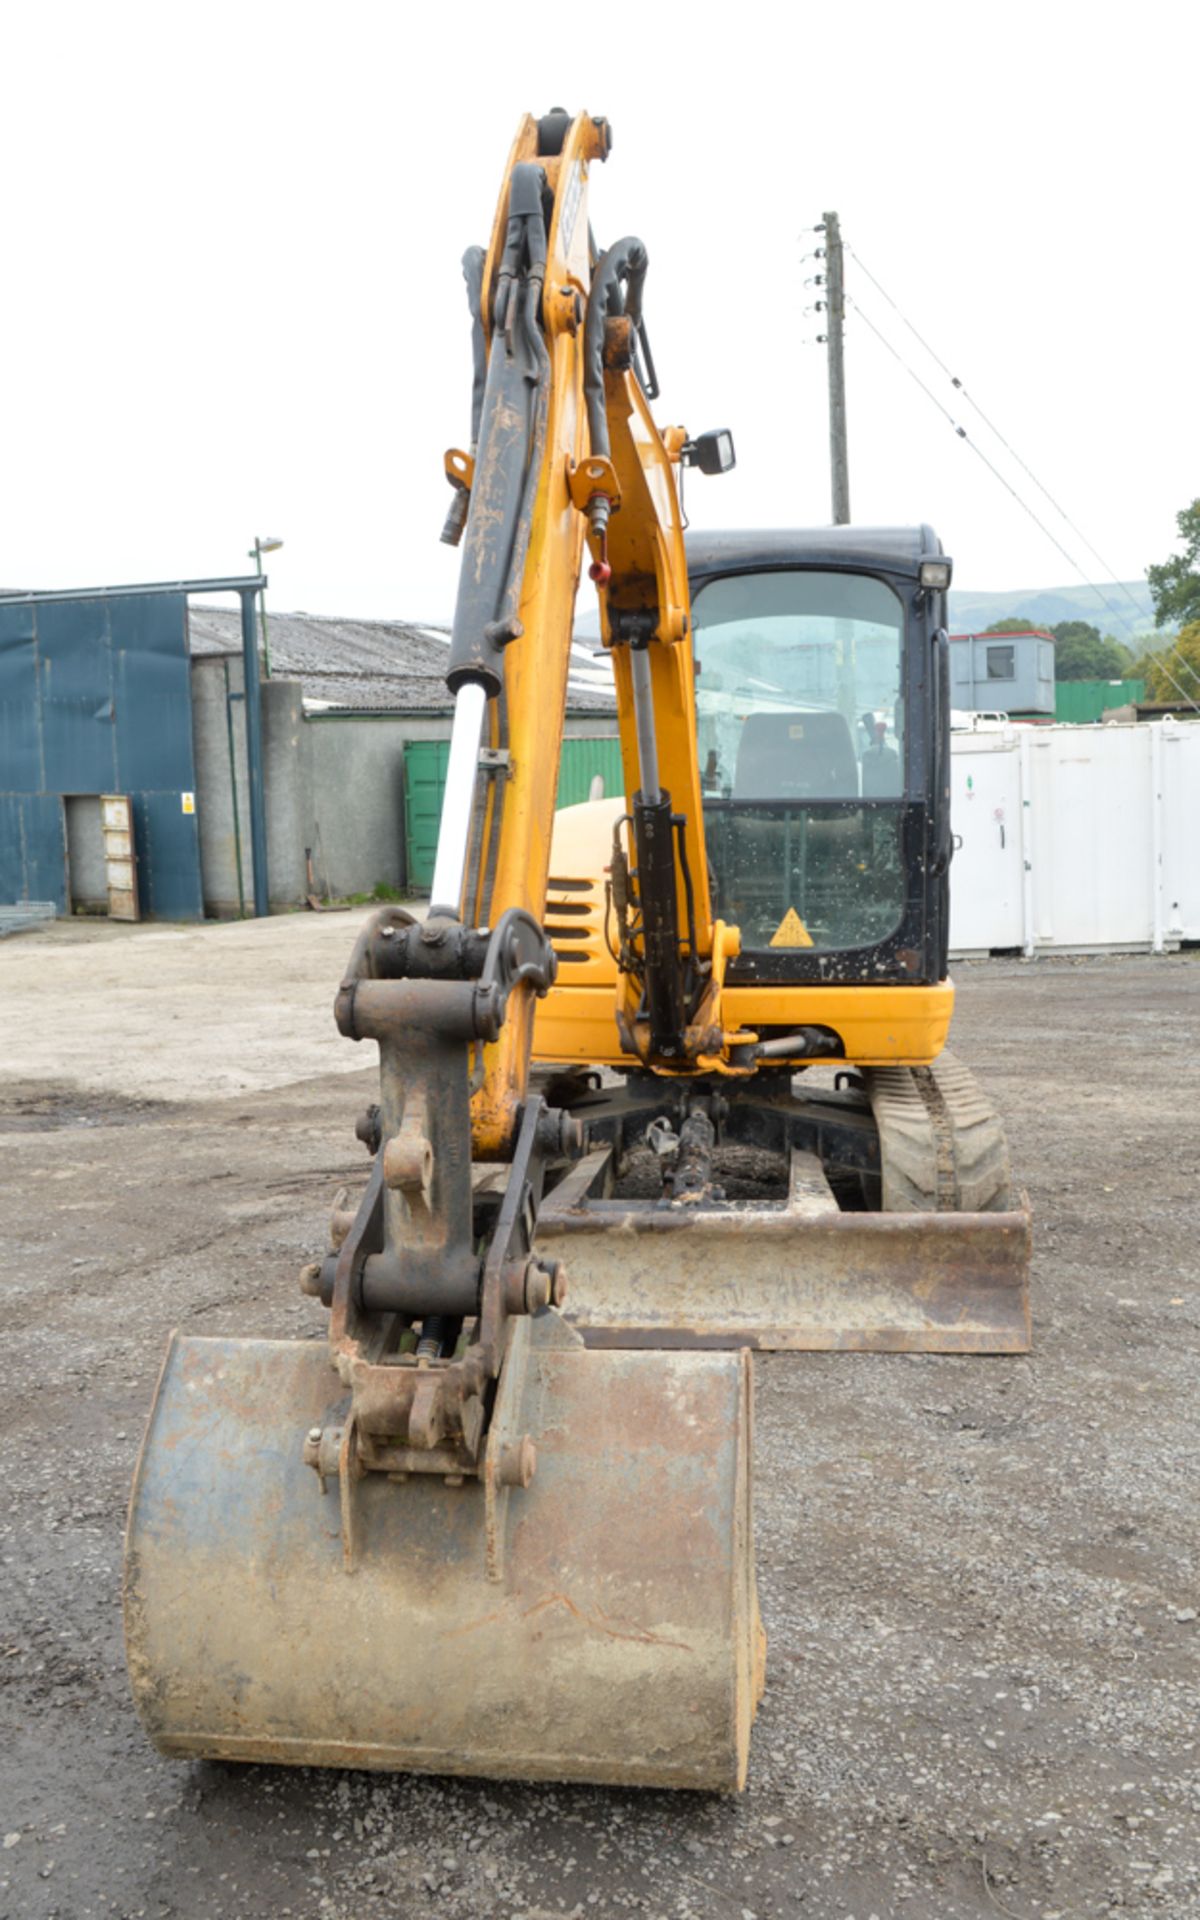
[847,294,1140,641]
[1166,642,1200,687]
[1156,639,1200,697]
[1145,648,1200,713]
[845,244,1151,635]
[848,294,1199,715]
[817,233,1196,712]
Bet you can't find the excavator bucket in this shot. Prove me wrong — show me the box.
[124,1311,763,1790]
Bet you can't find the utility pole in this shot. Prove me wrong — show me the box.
[823,211,850,524]
[237,584,270,919]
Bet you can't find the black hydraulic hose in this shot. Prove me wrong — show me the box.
[583,236,648,458]
[488,198,550,645]
[463,245,487,443]
[445,164,551,694]
[440,247,490,548]
[494,164,546,338]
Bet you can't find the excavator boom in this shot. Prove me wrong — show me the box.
[125,108,765,1792]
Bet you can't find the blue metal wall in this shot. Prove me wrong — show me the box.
[0,591,204,918]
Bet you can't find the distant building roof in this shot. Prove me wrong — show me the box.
[187,606,616,714]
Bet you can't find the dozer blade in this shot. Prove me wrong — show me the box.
[536,1152,1031,1354]
[124,1311,762,1791]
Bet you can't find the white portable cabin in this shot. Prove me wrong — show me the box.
[949,719,1200,956]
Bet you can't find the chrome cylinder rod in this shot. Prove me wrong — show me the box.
[430,681,488,915]
[630,647,661,803]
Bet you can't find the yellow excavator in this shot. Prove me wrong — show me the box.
[124,109,1030,1792]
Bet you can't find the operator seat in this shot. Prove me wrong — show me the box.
[725,710,860,944]
[733,710,859,800]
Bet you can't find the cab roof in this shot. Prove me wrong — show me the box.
[685,526,944,583]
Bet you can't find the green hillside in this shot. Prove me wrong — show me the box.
[948,580,1158,643]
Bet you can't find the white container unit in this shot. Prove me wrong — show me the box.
[948,720,1199,958]
[949,732,1026,953]
[1159,721,1200,943]
[1021,725,1156,952]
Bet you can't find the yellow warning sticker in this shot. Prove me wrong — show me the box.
[770,907,814,948]
[181,792,195,814]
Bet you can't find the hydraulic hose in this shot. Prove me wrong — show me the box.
[463,245,487,442]
[445,164,551,697]
[583,236,648,459]
[440,247,489,548]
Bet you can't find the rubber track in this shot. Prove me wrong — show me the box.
[864,1050,1013,1215]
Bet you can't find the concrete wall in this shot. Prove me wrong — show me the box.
[263,680,310,907]
[192,658,311,913]
[192,655,252,915]
[307,717,407,898]
[192,668,427,910]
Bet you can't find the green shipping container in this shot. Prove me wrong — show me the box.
[1054,678,1145,724]
[404,736,624,892]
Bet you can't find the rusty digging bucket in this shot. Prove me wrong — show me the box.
[124,1310,763,1790]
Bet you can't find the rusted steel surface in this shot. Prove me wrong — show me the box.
[124,1313,762,1790]
[537,1187,1033,1353]
[322,908,566,1481]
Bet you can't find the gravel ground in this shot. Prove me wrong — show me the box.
[1,918,1197,1920]
[0,914,371,1100]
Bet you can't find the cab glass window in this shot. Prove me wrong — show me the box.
[693,569,905,800]
[692,569,909,954]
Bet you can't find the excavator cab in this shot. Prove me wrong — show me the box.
[689,530,951,977]
[531,529,1029,1354]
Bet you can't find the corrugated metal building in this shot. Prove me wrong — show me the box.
[0,586,206,918]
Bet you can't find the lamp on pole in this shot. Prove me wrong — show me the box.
[248,535,283,677]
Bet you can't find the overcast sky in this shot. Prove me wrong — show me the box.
[2,1,1195,627]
